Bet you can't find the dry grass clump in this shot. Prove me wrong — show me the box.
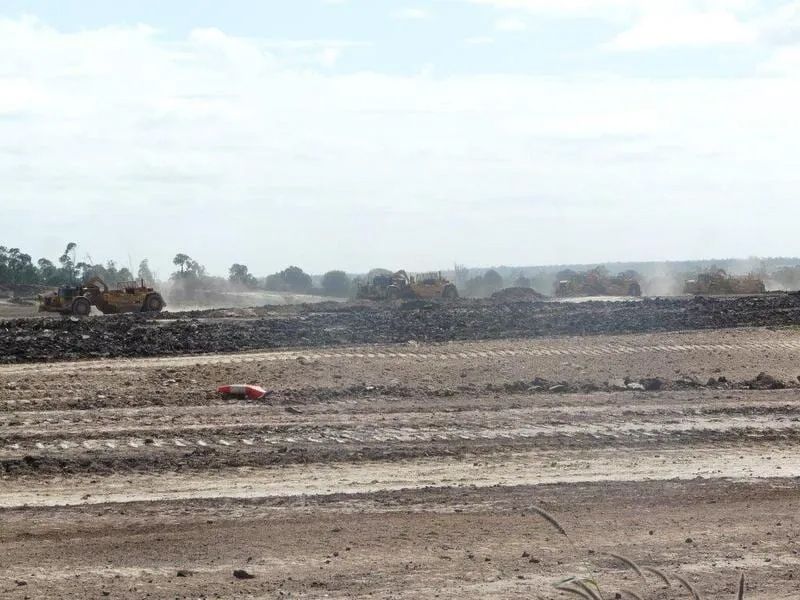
[528,504,748,599]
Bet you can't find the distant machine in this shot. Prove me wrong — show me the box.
[683,269,766,295]
[38,277,165,316]
[356,270,458,301]
[554,268,641,298]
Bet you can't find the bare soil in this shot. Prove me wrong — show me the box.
[2,314,800,598]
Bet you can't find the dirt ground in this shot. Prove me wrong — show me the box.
[1,313,800,598]
[0,299,38,319]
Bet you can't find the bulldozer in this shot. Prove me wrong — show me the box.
[357,270,458,301]
[38,277,165,316]
[683,269,766,295]
[554,268,642,298]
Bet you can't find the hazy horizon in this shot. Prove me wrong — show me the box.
[3,1,800,277]
[4,242,800,281]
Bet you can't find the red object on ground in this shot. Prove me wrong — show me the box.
[217,384,268,400]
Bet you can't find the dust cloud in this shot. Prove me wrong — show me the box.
[160,279,336,311]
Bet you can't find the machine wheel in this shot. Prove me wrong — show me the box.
[71,297,91,317]
[142,293,165,313]
[442,284,459,300]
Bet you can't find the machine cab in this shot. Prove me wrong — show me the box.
[58,285,81,300]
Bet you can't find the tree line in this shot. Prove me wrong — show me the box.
[455,264,535,297]
[172,253,352,297]
[0,243,352,297]
[2,242,536,299]
[0,243,153,288]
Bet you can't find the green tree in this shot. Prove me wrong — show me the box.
[58,242,78,283]
[171,254,205,280]
[105,260,119,283]
[173,253,191,274]
[264,273,284,291]
[186,259,205,278]
[0,247,8,282]
[463,275,485,298]
[282,266,312,293]
[137,259,155,284]
[514,275,532,288]
[229,263,257,287]
[2,248,37,284]
[264,266,313,293]
[321,270,350,297]
[37,258,58,283]
[0,247,8,283]
[117,267,134,283]
[483,269,504,293]
[75,261,94,282]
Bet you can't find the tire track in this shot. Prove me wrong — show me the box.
[3,414,799,457]
[3,338,800,375]
[2,446,798,509]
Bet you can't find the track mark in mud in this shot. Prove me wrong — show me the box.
[2,446,798,509]
[2,415,799,456]
[2,338,800,375]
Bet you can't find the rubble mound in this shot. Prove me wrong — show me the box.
[743,372,786,390]
[3,292,800,363]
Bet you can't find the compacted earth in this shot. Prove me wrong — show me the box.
[1,296,799,599]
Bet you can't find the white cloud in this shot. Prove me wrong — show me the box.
[494,16,528,31]
[465,35,495,45]
[757,1,800,45]
[609,10,756,50]
[470,0,643,20]
[318,46,342,67]
[761,45,800,75]
[2,15,800,273]
[468,0,756,19]
[470,0,766,51]
[393,7,431,20]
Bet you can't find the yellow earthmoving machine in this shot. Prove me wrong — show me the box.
[38,277,165,316]
[357,270,458,301]
[554,268,642,298]
[683,269,766,295]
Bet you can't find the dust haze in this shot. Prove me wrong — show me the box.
[160,278,337,311]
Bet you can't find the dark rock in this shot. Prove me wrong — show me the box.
[640,378,665,391]
[746,372,786,390]
[233,569,255,579]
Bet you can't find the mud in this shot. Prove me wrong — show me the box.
[3,293,800,363]
[2,318,800,597]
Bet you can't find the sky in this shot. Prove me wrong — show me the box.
[1,0,800,277]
